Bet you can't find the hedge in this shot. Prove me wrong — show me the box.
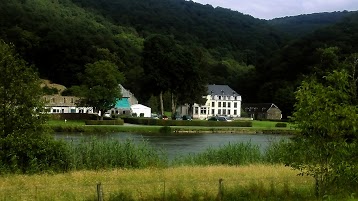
[122,117,252,127]
[85,119,124,125]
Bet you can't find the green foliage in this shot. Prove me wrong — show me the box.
[68,138,167,170]
[42,85,59,95]
[78,60,125,119]
[159,126,172,134]
[85,119,124,125]
[122,117,252,127]
[0,40,69,174]
[174,142,262,166]
[275,123,287,128]
[290,69,358,196]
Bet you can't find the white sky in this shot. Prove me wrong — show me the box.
[190,0,358,19]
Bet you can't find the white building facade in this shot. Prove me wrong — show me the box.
[179,85,242,119]
[43,95,93,114]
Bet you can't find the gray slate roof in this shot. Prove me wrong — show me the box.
[207,85,240,96]
[242,103,280,112]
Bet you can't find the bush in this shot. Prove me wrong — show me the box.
[85,119,124,125]
[122,117,252,127]
[159,126,171,134]
[275,123,287,127]
[0,133,71,174]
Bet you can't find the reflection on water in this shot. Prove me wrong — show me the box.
[54,132,290,159]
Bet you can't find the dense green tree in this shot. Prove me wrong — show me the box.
[77,60,125,120]
[288,69,358,197]
[0,40,69,173]
[142,34,175,115]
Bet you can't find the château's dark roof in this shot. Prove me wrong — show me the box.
[208,84,240,96]
[242,103,280,112]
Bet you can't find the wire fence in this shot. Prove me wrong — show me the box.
[0,176,314,201]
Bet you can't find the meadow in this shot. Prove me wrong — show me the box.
[0,165,315,201]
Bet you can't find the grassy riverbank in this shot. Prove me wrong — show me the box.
[47,120,297,135]
[0,165,316,201]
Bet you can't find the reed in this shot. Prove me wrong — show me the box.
[173,142,262,166]
[67,138,167,170]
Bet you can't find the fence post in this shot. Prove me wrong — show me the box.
[216,178,224,201]
[97,182,103,201]
[163,180,166,201]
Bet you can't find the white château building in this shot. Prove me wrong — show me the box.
[178,84,241,119]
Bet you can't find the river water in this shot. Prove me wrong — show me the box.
[54,132,290,159]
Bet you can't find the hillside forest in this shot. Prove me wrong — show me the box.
[1,0,358,117]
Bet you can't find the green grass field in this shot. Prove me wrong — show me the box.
[0,165,317,201]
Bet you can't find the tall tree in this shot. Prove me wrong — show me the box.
[142,34,175,115]
[0,40,69,173]
[290,69,358,197]
[78,60,125,120]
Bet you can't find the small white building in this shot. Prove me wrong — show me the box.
[178,84,241,119]
[43,95,93,114]
[130,104,151,117]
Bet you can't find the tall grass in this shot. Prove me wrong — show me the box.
[0,165,316,201]
[67,138,167,170]
[173,142,262,166]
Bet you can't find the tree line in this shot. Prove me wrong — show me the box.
[0,0,358,116]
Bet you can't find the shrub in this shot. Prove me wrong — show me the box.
[159,126,172,134]
[85,119,124,125]
[122,117,252,127]
[275,123,287,127]
[0,133,71,174]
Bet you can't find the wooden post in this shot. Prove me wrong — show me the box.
[97,182,103,201]
[216,178,224,201]
[163,181,166,201]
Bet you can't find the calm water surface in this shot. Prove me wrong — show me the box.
[54,132,290,159]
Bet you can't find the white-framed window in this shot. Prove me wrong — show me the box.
[211,109,215,115]
[223,102,226,107]
[234,110,237,115]
[234,102,237,108]
[212,102,215,107]
[218,109,221,114]
[228,102,231,108]
[218,102,222,107]
[223,109,226,115]
[195,107,199,115]
[200,107,207,114]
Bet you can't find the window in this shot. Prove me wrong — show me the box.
[228,102,231,108]
[218,109,221,114]
[223,109,226,115]
[52,109,56,113]
[195,107,199,115]
[234,110,237,115]
[218,102,222,107]
[228,110,231,115]
[223,102,226,107]
[200,108,206,114]
[211,109,215,115]
[234,102,237,108]
[212,102,215,107]
[219,96,222,100]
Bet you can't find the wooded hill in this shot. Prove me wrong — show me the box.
[0,0,357,116]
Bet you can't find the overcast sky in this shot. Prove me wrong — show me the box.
[190,0,358,19]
